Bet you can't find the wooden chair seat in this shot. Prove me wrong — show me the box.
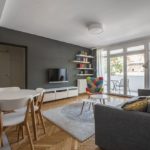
[15,105,39,113]
[0,98,34,150]
[3,111,25,127]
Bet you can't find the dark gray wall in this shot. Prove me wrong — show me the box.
[0,27,89,89]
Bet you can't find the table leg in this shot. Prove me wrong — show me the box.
[0,111,3,147]
[88,103,92,110]
[31,100,37,141]
[99,98,102,104]
[80,101,85,115]
[103,98,105,104]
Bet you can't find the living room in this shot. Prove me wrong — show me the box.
[0,0,150,150]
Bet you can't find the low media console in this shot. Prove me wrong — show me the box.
[43,86,78,102]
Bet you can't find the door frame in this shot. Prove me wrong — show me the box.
[0,42,28,88]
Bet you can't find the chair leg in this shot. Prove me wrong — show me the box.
[17,125,21,142]
[21,125,24,140]
[38,111,46,134]
[25,122,34,150]
[36,113,40,125]
[0,112,3,147]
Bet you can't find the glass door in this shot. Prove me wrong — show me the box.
[110,56,124,95]
[127,53,145,96]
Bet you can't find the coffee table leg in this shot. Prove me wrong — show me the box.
[88,103,91,110]
[99,98,102,104]
[92,103,95,112]
[31,100,37,141]
[80,101,85,115]
[103,99,105,104]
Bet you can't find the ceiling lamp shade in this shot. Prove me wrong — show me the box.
[88,23,103,35]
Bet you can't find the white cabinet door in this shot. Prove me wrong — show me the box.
[44,92,55,102]
[77,79,87,94]
[55,90,68,99]
[68,89,78,97]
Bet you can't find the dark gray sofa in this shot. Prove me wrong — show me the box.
[94,104,150,150]
[138,89,150,96]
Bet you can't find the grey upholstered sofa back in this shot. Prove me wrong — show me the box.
[94,104,150,150]
[138,89,150,96]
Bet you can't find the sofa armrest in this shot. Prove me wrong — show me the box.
[94,104,150,150]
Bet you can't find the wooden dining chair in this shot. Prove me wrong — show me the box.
[0,98,34,150]
[34,88,46,134]
[15,88,46,136]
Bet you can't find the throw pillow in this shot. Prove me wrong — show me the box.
[122,99,148,112]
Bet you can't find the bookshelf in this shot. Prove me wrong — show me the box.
[73,50,94,77]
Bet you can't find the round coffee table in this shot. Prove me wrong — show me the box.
[80,99,99,115]
[80,95,108,115]
[90,94,108,104]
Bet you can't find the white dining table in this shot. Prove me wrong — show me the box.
[0,89,40,141]
[0,89,39,100]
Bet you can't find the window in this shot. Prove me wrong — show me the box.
[110,49,123,55]
[127,45,144,52]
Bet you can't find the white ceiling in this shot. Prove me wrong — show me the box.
[1,0,150,48]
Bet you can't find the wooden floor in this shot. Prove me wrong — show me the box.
[6,94,128,150]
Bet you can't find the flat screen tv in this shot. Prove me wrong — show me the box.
[48,68,68,83]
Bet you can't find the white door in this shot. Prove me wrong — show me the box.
[0,44,26,88]
[0,50,10,86]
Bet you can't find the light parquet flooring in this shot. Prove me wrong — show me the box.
[6,94,128,150]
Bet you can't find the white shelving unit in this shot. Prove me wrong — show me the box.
[73,50,94,77]
[43,86,78,102]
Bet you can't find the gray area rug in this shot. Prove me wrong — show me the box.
[43,102,95,142]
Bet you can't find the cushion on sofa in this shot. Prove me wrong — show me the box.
[122,99,148,112]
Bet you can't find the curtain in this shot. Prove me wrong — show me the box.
[96,49,104,77]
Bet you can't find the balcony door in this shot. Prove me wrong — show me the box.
[108,45,146,96]
[110,55,124,95]
[127,53,145,96]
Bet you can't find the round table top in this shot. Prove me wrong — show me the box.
[0,89,40,101]
[90,94,108,99]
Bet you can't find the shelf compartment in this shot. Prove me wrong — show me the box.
[76,54,94,58]
[77,74,94,76]
[76,68,94,70]
[73,60,90,64]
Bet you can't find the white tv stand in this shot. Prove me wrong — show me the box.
[43,86,78,102]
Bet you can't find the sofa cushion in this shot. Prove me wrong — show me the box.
[122,99,148,112]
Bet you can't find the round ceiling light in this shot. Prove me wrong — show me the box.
[88,23,103,35]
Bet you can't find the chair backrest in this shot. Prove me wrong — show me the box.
[119,79,129,87]
[0,87,20,92]
[35,88,45,110]
[119,79,124,86]
[36,88,45,96]
[0,97,29,111]
[86,77,104,94]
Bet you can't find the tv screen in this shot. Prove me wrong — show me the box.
[48,68,68,82]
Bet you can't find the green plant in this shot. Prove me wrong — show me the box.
[110,57,123,74]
